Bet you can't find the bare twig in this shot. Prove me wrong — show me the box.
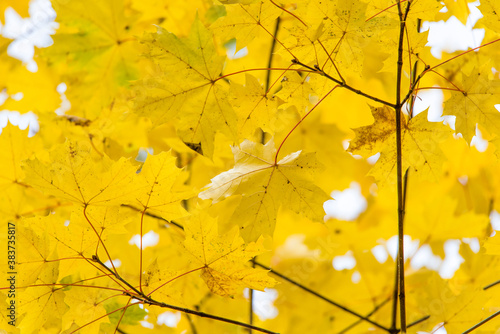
[291,59,396,108]
[462,310,500,334]
[254,261,391,332]
[92,256,278,334]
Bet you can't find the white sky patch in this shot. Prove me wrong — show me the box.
[371,244,389,264]
[457,175,468,186]
[410,244,442,271]
[245,288,279,321]
[274,234,319,262]
[366,152,380,165]
[439,240,464,279]
[470,127,488,152]
[104,259,121,268]
[422,2,483,59]
[55,82,71,115]
[418,325,448,334]
[225,39,248,60]
[386,235,420,261]
[409,88,447,122]
[490,210,500,235]
[324,182,367,221]
[1,0,58,71]
[332,251,356,270]
[129,230,160,249]
[0,90,8,105]
[140,320,154,329]
[462,238,480,253]
[351,271,361,284]
[0,110,39,136]
[157,311,182,327]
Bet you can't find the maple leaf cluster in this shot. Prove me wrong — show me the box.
[1,0,500,333]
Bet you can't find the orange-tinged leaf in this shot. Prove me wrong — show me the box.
[183,212,276,296]
[349,107,452,182]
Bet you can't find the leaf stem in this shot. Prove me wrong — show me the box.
[271,0,307,27]
[274,85,339,164]
[83,205,118,274]
[216,67,315,83]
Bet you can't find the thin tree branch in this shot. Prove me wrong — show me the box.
[186,314,198,334]
[407,315,430,328]
[395,1,411,332]
[483,280,500,290]
[265,17,281,92]
[121,204,184,230]
[400,65,430,108]
[462,310,500,334]
[93,256,277,334]
[390,168,410,334]
[291,59,397,108]
[254,261,390,332]
[338,297,391,334]
[389,256,399,333]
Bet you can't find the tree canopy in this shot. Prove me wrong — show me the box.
[1,0,500,333]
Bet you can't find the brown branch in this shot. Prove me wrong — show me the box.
[291,59,396,108]
[121,204,184,230]
[407,315,430,328]
[483,280,500,290]
[265,17,281,92]
[254,261,391,332]
[337,297,391,334]
[400,65,430,108]
[395,1,412,332]
[93,256,278,334]
[462,310,500,334]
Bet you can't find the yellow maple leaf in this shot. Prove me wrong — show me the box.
[130,151,191,220]
[183,212,276,297]
[349,106,452,183]
[229,73,279,138]
[210,0,282,51]
[23,140,136,206]
[443,67,500,143]
[134,18,237,157]
[0,124,42,187]
[42,0,141,118]
[200,138,330,241]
